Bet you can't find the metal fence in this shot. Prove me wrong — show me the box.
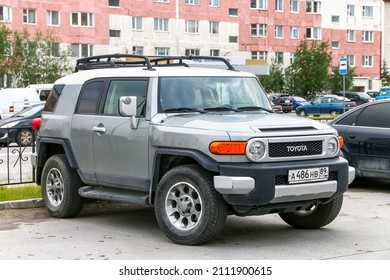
[0,127,36,186]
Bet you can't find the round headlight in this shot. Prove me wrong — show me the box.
[247,140,266,162]
[327,137,339,156]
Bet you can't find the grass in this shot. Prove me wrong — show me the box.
[0,184,41,202]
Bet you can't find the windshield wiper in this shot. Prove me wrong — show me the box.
[203,106,239,112]
[164,107,204,113]
[237,106,274,113]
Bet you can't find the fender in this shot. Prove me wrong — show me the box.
[36,137,79,169]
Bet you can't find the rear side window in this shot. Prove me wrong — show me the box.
[76,81,104,114]
[43,84,65,112]
[355,103,390,128]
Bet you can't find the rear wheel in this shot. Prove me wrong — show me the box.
[17,129,33,146]
[154,164,228,245]
[297,110,307,117]
[279,196,343,229]
[41,154,84,218]
[329,110,339,116]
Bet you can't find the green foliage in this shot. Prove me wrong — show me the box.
[0,185,41,202]
[328,66,355,94]
[382,60,390,87]
[259,59,285,93]
[285,40,332,97]
[0,24,72,87]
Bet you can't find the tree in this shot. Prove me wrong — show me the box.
[328,66,355,94]
[381,60,390,87]
[259,59,286,93]
[286,40,332,98]
[0,24,13,86]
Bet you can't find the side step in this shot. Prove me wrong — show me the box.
[78,186,150,205]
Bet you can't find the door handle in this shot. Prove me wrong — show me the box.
[92,124,107,134]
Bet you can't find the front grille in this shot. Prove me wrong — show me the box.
[269,141,322,158]
[275,171,337,185]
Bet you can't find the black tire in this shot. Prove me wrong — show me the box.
[17,129,33,146]
[154,164,228,245]
[279,196,343,229]
[297,110,307,117]
[329,110,339,116]
[41,154,84,218]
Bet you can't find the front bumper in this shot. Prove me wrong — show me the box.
[213,157,354,206]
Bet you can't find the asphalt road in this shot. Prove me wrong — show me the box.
[0,178,389,260]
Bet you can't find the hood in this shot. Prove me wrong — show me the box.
[153,112,333,135]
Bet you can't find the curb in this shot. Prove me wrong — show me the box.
[0,198,44,210]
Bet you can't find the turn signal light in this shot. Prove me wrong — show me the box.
[338,136,344,149]
[209,141,247,155]
[32,117,42,130]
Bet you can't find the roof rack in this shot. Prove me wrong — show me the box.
[75,54,236,72]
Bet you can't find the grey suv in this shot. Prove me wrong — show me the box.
[32,54,355,245]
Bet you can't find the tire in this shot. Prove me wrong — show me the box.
[278,196,343,229]
[154,164,228,245]
[297,110,307,117]
[329,110,339,116]
[41,154,84,218]
[17,129,33,146]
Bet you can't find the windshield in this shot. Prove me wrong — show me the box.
[159,77,271,113]
[292,96,306,102]
[13,104,44,117]
[357,92,371,99]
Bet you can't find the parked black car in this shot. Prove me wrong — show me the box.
[269,94,293,113]
[330,99,390,180]
[0,103,44,146]
[336,92,374,106]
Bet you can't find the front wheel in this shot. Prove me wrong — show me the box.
[154,164,228,245]
[41,154,84,218]
[278,196,343,229]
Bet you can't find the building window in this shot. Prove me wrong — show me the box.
[362,6,373,18]
[228,8,238,16]
[290,0,299,13]
[209,0,219,7]
[252,51,267,60]
[306,1,321,13]
[155,47,169,56]
[185,0,199,4]
[185,20,199,33]
[71,12,94,27]
[347,4,355,16]
[275,0,283,11]
[210,49,220,56]
[229,36,238,43]
[331,15,339,23]
[290,26,299,39]
[331,41,339,49]
[132,16,143,30]
[275,26,284,38]
[362,31,373,43]
[23,9,36,24]
[109,29,121,38]
[275,52,284,64]
[154,18,169,31]
[209,21,219,34]
[71,43,93,58]
[109,0,120,7]
[347,54,355,67]
[0,6,12,22]
[132,46,144,55]
[50,42,60,57]
[185,49,200,56]
[251,24,267,37]
[347,30,355,42]
[47,10,60,26]
[154,0,169,2]
[362,55,373,67]
[251,0,267,9]
[290,52,296,64]
[305,27,321,40]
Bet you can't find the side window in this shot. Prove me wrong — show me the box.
[355,103,390,128]
[334,108,361,125]
[76,81,104,114]
[103,79,148,116]
[43,84,65,112]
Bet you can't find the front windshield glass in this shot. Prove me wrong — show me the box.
[159,77,271,112]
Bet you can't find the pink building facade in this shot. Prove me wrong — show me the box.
[0,0,384,91]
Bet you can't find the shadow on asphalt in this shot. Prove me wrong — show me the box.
[348,177,390,193]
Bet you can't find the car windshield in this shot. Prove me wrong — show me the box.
[159,77,271,113]
[292,96,306,102]
[357,92,371,99]
[13,104,44,117]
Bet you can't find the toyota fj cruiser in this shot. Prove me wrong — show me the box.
[32,54,355,245]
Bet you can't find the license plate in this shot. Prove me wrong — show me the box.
[288,167,329,184]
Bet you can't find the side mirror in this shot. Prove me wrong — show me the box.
[119,96,137,117]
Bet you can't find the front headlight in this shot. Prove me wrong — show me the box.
[246,140,266,162]
[327,137,339,156]
[0,121,20,129]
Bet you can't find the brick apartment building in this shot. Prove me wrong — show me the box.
[0,0,387,91]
